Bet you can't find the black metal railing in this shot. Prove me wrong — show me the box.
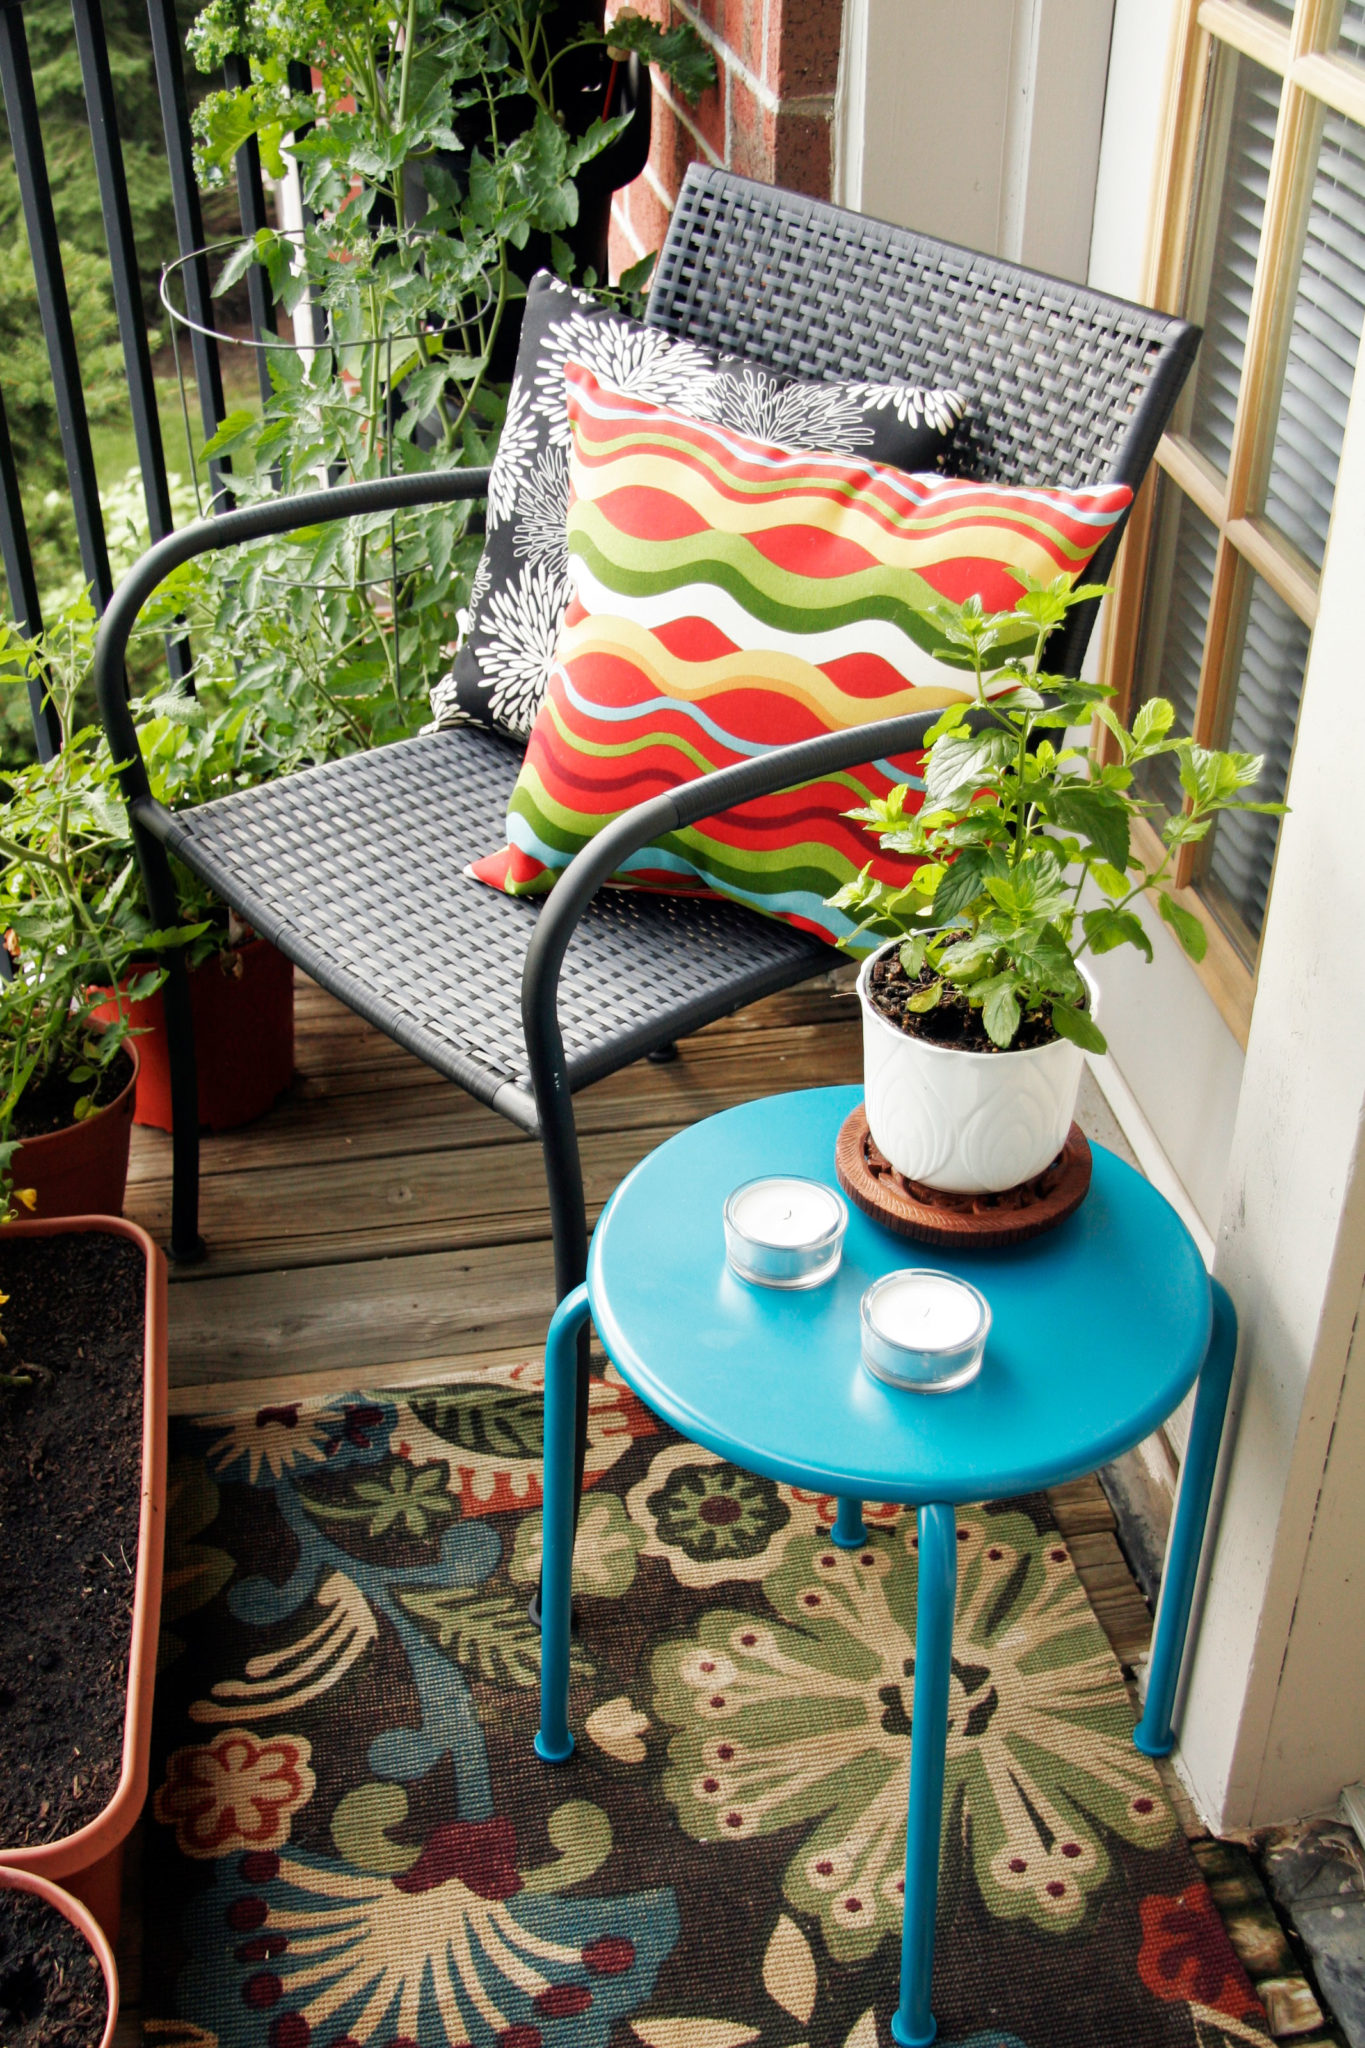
[0,0,266,748]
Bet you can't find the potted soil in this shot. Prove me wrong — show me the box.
[830,581,1283,1192]
[0,1210,168,1942]
[0,1866,118,2048]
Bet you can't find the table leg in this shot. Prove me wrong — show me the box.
[1134,1279,1238,1759]
[535,1282,591,1765]
[832,1496,868,1548]
[893,1501,957,2048]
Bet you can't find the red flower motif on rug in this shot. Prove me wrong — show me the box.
[1138,1885,1264,2021]
[154,1729,315,1859]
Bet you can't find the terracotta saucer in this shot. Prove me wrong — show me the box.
[834,1104,1092,1249]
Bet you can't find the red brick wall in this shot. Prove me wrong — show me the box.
[607,1,846,281]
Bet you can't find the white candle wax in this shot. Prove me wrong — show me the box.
[728,1177,843,1248]
[868,1272,983,1350]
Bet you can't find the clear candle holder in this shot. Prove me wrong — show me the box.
[724,1176,848,1289]
[860,1268,991,1391]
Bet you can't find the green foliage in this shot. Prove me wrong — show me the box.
[163,0,711,733]
[0,596,199,1193]
[0,0,180,308]
[0,237,132,728]
[829,582,1285,1052]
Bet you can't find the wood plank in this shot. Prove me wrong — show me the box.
[127,1022,862,1184]
[1048,1473,1118,1537]
[167,1240,557,1383]
[166,1343,602,1417]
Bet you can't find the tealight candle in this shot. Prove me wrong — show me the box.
[860,1268,990,1392]
[724,1176,848,1289]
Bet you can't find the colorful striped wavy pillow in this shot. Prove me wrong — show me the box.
[470,365,1131,950]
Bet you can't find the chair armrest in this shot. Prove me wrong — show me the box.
[520,706,941,1115]
[94,468,492,810]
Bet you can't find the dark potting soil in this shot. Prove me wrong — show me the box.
[0,1887,107,2048]
[9,1048,134,1143]
[868,946,1077,1053]
[0,1231,143,1848]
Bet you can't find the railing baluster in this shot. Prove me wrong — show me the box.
[0,384,61,761]
[223,52,277,407]
[0,0,112,613]
[144,0,233,509]
[286,59,327,352]
[71,0,193,690]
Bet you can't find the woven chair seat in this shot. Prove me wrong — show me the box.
[160,724,829,1130]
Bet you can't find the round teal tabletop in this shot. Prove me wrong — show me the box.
[587,1085,1212,1505]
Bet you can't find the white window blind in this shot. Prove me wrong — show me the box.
[1263,107,1365,566]
[1134,481,1217,819]
[1340,1,1365,65]
[1188,57,1282,474]
[1204,577,1310,939]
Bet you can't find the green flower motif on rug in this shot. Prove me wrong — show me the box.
[511,1491,645,1598]
[650,1458,790,1564]
[653,1509,1174,1960]
[630,1442,828,1588]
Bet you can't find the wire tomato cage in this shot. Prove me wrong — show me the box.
[159,233,494,700]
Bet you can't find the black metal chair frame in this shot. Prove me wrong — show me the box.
[94,166,1199,1544]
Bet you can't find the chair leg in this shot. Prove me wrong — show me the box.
[530,1074,590,1629]
[131,820,204,1264]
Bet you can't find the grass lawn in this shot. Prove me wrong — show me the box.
[90,352,264,502]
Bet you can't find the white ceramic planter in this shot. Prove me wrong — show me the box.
[857,940,1097,1194]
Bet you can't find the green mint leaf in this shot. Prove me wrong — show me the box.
[1049,1000,1107,1054]
[1158,891,1208,961]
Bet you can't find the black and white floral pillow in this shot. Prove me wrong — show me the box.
[429,272,970,741]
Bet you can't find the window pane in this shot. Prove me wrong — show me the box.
[1338,0,1365,64]
[1245,0,1292,18]
[1203,573,1308,944]
[1131,479,1218,819]
[1262,108,1365,566]
[1187,54,1283,474]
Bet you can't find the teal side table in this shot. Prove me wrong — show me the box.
[535,1085,1235,2047]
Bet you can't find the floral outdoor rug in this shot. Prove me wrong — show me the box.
[143,1364,1270,2048]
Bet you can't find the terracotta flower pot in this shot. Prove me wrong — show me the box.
[858,939,1099,1193]
[92,936,295,1131]
[10,1044,139,1221]
[0,1865,118,2048]
[0,1215,168,1944]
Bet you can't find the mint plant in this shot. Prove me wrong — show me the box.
[830,582,1284,1054]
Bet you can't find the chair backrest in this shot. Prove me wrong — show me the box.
[647,166,1199,677]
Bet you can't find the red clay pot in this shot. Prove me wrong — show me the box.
[93,935,295,1131]
[0,1865,119,2048]
[0,1215,168,1945]
[10,1044,139,1221]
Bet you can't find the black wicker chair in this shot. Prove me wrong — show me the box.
[95,165,1198,1528]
